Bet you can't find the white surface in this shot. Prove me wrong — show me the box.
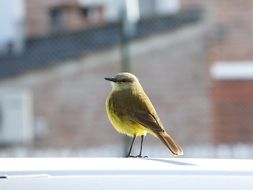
[210,61,253,80]
[1,158,253,189]
[0,90,33,145]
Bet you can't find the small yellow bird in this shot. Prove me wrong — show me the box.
[105,72,183,157]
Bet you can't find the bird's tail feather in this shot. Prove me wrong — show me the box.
[156,131,183,156]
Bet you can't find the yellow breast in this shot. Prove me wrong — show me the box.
[106,95,147,137]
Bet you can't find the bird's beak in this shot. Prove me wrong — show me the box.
[104,77,117,82]
[105,77,117,82]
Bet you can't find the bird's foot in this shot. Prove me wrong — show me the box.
[127,155,148,158]
[137,155,148,158]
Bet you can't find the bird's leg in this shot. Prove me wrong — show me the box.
[127,135,136,157]
[137,135,147,158]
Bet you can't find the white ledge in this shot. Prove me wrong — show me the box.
[210,61,253,80]
[1,158,253,189]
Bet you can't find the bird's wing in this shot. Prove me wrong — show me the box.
[117,89,165,133]
[113,88,165,133]
[130,110,183,156]
[130,110,164,133]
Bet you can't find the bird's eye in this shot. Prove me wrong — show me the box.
[121,79,127,82]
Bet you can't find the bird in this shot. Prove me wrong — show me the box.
[105,72,183,157]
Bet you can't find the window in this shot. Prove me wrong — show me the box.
[80,6,103,22]
[50,8,65,32]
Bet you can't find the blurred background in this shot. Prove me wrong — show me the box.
[0,0,253,158]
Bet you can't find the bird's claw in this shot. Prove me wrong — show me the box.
[127,155,148,158]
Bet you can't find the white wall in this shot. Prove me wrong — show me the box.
[156,0,180,15]
[0,0,25,55]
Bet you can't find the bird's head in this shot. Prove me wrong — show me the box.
[105,72,140,91]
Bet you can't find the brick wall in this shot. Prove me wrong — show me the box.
[212,80,253,144]
[208,0,253,61]
[25,0,50,37]
[26,0,79,37]
[25,0,105,37]
[182,0,253,144]
[181,0,253,60]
